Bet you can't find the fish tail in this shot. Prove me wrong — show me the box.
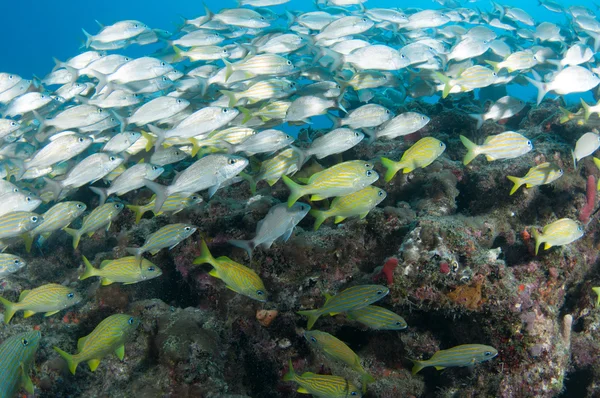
[22,232,34,253]
[228,239,255,260]
[410,358,427,375]
[126,205,146,224]
[468,113,484,130]
[380,157,402,183]
[524,76,548,106]
[484,60,500,73]
[238,107,253,124]
[459,135,479,165]
[220,90,238,107]
[532,228,543,255]
[506,176,523,195]
[296,309,320,330]
[0,296,16,324]
[194,240,220,268]
[125,247,143,260]
[224,59,234,82]
[144,179,169,213]
[82,28,93,48]
[190,137,202,157]
[89,186,108,206]
[79,256,98,281]
[434,72,452,99]
[558,107,572,124]
[172,45,184,62]
[361,372,376,393]
[43,176,63,202]
[283,358,296,381]
[238,172,257,195]
[282,175,305,207]
[64,228,82,250]
[309,209,329,231]
[581,98,592,122]
[140,130,155,152]
[54,347,79,375]
[87,69,110,97]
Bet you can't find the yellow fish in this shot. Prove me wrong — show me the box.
[460,132,532,165]
[380,137,446,182]
[283,359,362,398]
[506,162,563,195]
[532,218,584,255]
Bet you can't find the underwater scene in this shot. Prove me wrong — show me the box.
[2,0,600,396]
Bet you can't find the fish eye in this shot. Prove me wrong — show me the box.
[175,150,181,155]
[287,135,292,139]
[386,110,390,114]
[134,24,139,28]
[8,75,13,79]
[365,163,371,168]
[351,392,358,396]
[286,60,292,65]
[527,140,532,147]
[223,49,228,53]
[222,108,229,113]
[378,190,384,196]
[256,290,264,295]
[14,259,20,265]
[161,62,166,66]
[440,142,444,147]
[98,108,103,113]
[191,195,199,200]
[355,132,360,137]
[184,226,191,231]
[260,16,265,20]
[366,170,373,177]
[177,99,182,104]
[26,196,32,202]
[148,266,155,271]
[115,203,123,209]
[13,188,18,193]
[128,317,135,325]
[31,216,38,223]
[40,95,46,99]
[228,158,237,165]
[67,292,74,299]
[21,339,28,346]
[77,204,83,208]
[484,351,493,356]
[310,337,317,343]
[78,137,84,142]
[376,290,383,295]
[559,169,563,173]
[361,18,367,22]
[10,121,17,126]
[152,166,158,171]
[110,156,116,161]
[401,53,406,58]
[395,321,403,325]
[492,72,497,77]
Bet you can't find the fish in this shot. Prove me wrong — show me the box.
[506,163,563,195]
[526,66,600,105]
[485,50,538,73]
[283,358,362,398]
[0,283,81,324]
[410,344,498,375]
[22,201,87,252]
[299,128,364,164]
[229,202,310,258]
[53,314,140,375]
[225,129,294,156]
[572,131,600,167]
[127,193,203,224]
[0,253,26,278]
[21,132,93,174]
[468,96,526,129]
[374,112,430,141]
[460,132,533,165]
[381,137,446,182]
[0,191,42,218]
[297,285,389,330]
[0,331,41,398]
[346,305,408,330]
[593,287,600,308]
[245,147,301,192]
[126,223,197,260]
[282,160,378,207]
[80,255,162,285]
[437,66,499,98]
[304,330,375,393]
[310,186,386,230]
[339,104,392,129]
[90,163,164,205]
[532,218,584,255]
[64,202,125,249]
[193,240,268,302]
[0,211,44,241]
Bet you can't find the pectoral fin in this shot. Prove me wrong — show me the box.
[115,345,125,361]
[297,387,309,394]
[434,366,446,370]
[334,216,346,224]
[45,310,60,317]
[209,269,220,279]
[101,278,114,286]
[23,310,36,318]
[88,359,101,372]
[20,364,34,393]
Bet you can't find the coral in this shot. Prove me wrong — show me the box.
[579,175,596,223]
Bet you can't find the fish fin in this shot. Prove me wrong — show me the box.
[126,205,146,224]
[140,130,155,152]
[282,175,305,207]
[172,45,185,62]
[297,387,310,394]
[380,157,401,182]
[45,310,59,317]
[310,194,327,201]
[296,177,309,184]
[89,186,108,206]
[23,310,36,318]
[220,90,238,107]
[524,76,549,105]
[193,240,218,267]
[79,255,98,281]
[64,227,81,250]
[309,209,329,231]
[54,347,78,375]
[358,212,369,219]
[434,366,446,370]
[77,336,89,351]
[468,113,484,130]
[22,233,34,253]
[485,155,495,161]
[150,249,161,255]
[101,278,114,286]
[296,309,321,330]
[334,216,347,224]
[532,228,542,255]
[581,98,592,122]
[144,179,169,213]
[506,176,523,195]
[125,247,142,259]
[410,359,427,375]
[115,345,125,361]
[323,293,333,303]
[484,60,500,73]
[435,72,452,98]
[223,59,234,81]
[88,359,101,372]
[459,135,479,165]
[283,358,296,381]
[238,107,253,124]
[20,363,34,393]
[228,239,255,259]
[43,176,63,202]
[239,172,257,194]
[207,183,222,199]
[208,269,220,279]
[82,28,93,48]
[0,296,16,324]
[544,242,552,250]
[361,373,375,393]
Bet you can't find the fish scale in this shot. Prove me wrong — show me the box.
[347,305,407,330]
[0,331,41,398]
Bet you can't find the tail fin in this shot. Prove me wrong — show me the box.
[228,239,256,259]
[0,296,16,324]
[468,113,485,130]
[484,60,501,73]
[238,107,253,124]
[558,107,573,124]
[224,59,234,82]
[238,172,257,195]
[172,45,185,62]
[64,227,82,250]
[43,176,63,201]
[380,157,402,182]
[87,69,110,97]
[283,358,296,382]
[310,209,329,231]
[410,359,427,375]
[524,76,549,105]
[532,227,542,255]
[53,347,79,375]
[125,247,143,260]
[282,175,305,207]
[89,186,108,206]
[297,309,321,330]
[581,98,593,122]
[126,205,147,224]
[144,179,169,213]
[506,176,523,195]
[22,232,35,253]
[361,373,376,394]
[434,72,452,99]
[79,256,98,281]
[220,90,238,107]
[148,124,166,150]
[193,240,218,267]
[82,29,93,48]
[459,135,479,165]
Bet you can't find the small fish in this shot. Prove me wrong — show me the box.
[64,202,125,249]
[127,193,203,224]
[229,202,310,258]
[506,163,563,195]
[346,305,407,330]
[310,186,386,230]
[283,358,362,398]
[300,129,364,164]
[246,148,301,192]
[0,283,81,324]
[485,50,538,73]
[526,66,600,105]
[23,133,93,173]
[340,104,392,129]
[374,112,430,141]
[283,160,378,207]
[80,255,162,285]
[297,285,389,330]
[572,131,600,167]
[0,331,41,398]
[0,211,44,241]
[381,137,446,182]
[194,240,268,302]
[410,344,498,375]
[304,330,375,393]
[225,129,294,156]
[532,218,584,255]
[0,253,26,277]
[468,96,526,129]
[127,223,197,261]
[54,314,140,375]
[0,191,42,218]
[437,66,498,98]
[460,132,533,165]
[90,163,164,205]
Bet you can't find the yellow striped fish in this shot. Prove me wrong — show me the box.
[346,305,407,330]
[0,211,43,240]
[224,53,295,81]
[283,359,362,398]
[246,148,301,193]
[282,160,379,207]
[126,193,203,224]
[310,186,386,230]
[485,50,537,73]
[221,79,295,107]
[438,66,498,98]
[410,344,498,375]
[459,132,533,165]
[22,201,86,252]
[64,202,125,249]
[53,314,140,375]
[380,137,446,182]
[297,285,389,330]
[126,223,197,260]
[0,283,81,324]
[0,253,25,277]
[304,330,375,393]
[80,256,162,285]
[240,100,292,123]
[506,162,563,195]
[193,240,267,302]
[190,126,256,157]
[532,218,584,255]
[0,330,41,397]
